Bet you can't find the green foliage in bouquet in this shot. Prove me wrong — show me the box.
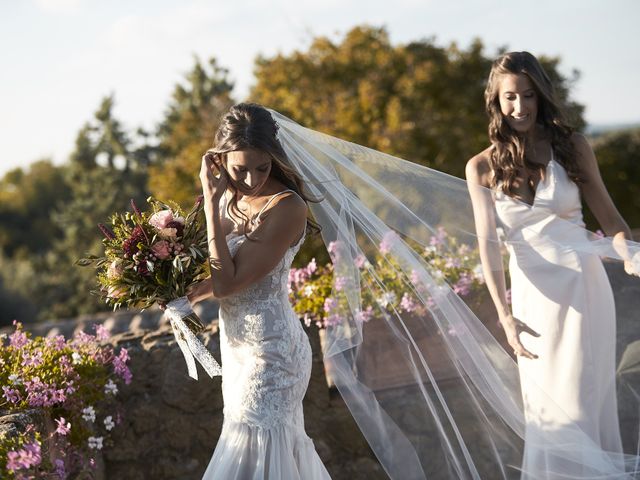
[78,197,210,311]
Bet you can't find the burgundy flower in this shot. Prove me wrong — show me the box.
[165,220,184,238]
[98,223,116,240]
[130,199,142,218]
[122,225,146,258]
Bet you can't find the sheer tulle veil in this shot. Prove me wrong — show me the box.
[269,109,640,479]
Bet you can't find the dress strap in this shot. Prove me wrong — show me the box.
[253,189,296,224]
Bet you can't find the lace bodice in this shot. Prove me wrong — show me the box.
[217,224,311,430]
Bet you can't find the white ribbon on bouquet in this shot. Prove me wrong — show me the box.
[165,296,222,380]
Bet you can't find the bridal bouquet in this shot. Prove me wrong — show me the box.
[78,197,221,380]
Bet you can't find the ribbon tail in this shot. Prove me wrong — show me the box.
[169,317,222,379]
[170,319,199,380]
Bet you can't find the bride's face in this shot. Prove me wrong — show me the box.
[498,73,538,134]
[225,149,273,196]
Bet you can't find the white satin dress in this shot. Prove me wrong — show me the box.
[202,191,331,480]
[494,152,624,479]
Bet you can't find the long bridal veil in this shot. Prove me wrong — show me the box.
[271,109,640,479]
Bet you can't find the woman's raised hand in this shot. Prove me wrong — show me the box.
[200,153,228,203]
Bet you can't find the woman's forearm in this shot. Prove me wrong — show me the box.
[478,241,512,323]
[205,199,237,297]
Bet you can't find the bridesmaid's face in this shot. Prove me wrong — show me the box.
[498,73,538,133]
[224,149,273,196]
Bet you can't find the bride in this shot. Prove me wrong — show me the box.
[191,103,331,479]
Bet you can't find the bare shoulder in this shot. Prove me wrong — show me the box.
[570,132,597,170]
[465,146,493,187]
[263,192,307,228]
[570,132,592,153]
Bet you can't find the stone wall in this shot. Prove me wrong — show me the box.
[101,316,384,480]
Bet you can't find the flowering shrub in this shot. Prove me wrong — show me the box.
[289,227,485,329]
[0,321,130,479]
[78,197,209,312]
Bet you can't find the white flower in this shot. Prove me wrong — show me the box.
[71,352,82,365]
[8,374,22,385]
[88,436,103,450]
[303,285,315,297]
[103,415,115,431]
[104,379,118,395]
[0,333,7,341]
[473,263,485,282]
[376,292,397,308]
[82,406,96,423]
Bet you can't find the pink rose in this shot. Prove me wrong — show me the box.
[151,240,171,259]
[149,210,174,229]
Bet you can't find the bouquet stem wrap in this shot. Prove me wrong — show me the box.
[165,297,222,380]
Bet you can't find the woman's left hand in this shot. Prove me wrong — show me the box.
[624,252,640,277]
[200,153,228,203]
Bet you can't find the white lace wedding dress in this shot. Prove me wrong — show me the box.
[202,192,331,480]
[494,151,624,478]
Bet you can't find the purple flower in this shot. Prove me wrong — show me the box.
[354,254,366,269]
[6,441,41,472]
[355,306,374,323]
[9,322,28,348]
[400,293,419,313]
[334,276,349,291]
[429,226,447,247]
[327,241,343,261]
[22,350,43,367]
[95,323,110,342]
[323,297,338,313]
[2,386,21,403]
[379,230,400,254]
[113,348,132,384]
[54,458,66,479]
[305,258,317,275]
[452,273,473,297]
[324,313,343,328]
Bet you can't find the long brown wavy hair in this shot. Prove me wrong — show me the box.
[207,102,321,236]
[485,51,581,195]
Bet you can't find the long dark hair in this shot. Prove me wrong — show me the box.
[485,51,581,195]
[208,102,320,235]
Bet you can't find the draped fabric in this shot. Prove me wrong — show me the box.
[271,109,640,479]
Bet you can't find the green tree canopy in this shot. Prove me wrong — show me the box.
[251,26,585,178]
[149,57,235,207]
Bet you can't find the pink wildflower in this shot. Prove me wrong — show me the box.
[6,441,41,472]
[95,323,110,342]
[2,386,21,403]
[380,230,400,254]
[400,293,419,313]
[55,417,71,436]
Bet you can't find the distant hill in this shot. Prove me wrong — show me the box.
[586,122,640,138]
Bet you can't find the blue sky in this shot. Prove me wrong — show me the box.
[1,0,639,176]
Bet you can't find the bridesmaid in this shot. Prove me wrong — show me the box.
[466,51,637,478]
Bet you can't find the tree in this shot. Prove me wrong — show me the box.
[251,26,585,178]
[0,160,70,258]
[589,128,640,230]
[149,57,235,207]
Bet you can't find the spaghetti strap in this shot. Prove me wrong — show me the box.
[253,189,296,223]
